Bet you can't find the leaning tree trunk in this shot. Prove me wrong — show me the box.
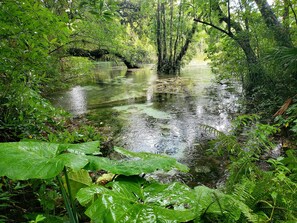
[194,1,266,93]
[174,22,198,73]
[254,0,294,48]
[235,35,264,91]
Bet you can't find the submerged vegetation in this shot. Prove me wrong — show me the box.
[0,0,296,222]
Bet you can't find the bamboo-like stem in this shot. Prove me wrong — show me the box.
[57,170,79,223]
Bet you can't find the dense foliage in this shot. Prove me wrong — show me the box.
[194,0,297,112]
[0,0,296,222]
[0,0,70,141]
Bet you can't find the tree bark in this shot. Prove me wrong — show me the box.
[169,0,174,65]
[161,3,167,62]
[175,22,197,67]
[156,0,163,71]
[156,0,197,75]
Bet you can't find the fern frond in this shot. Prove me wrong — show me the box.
[231,114,260,130]
[226,156,258,190]
[197,123,226,137]
[233,177,256,205]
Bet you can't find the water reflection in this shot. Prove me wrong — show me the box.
[49,61,242,185]
[110,64,241,161]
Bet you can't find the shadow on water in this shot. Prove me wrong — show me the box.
[49,61,243,187]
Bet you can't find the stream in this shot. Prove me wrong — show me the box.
[49,60,242,187]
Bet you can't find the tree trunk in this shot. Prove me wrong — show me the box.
[161,3,167,62]
[194,2,266,92]
[254,0,294,48]
[169,0,173,65]
[174,22,197,72]
[67,48,140,69]
[156,0,196,75]
[173,1,183,63]
[156,0,163,71]
[234,36,263,91]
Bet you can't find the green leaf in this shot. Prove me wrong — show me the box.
[0,142,64,180]
[59,141,101,155]
[87,154,188,176]
[112,147,189,173]
[58,153,89,171]
[0,141,100,180]
[77,176,197,223]
[0,141,184,180]
[66,169,92,198]
[194,186,260,222]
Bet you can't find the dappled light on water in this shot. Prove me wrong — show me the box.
[69,86,87,115]
[50,61,242,186]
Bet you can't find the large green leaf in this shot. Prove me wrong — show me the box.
[0,142,63,180]
[0,141,100,180]
[194,186,260,222]
[0,141,187,180]
[59,141,101,155]
[65,169,93,198]
[86,147,189,175]
[77,176,197,223]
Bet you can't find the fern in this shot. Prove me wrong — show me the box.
[194,186,262,222]
[200,115,297,221]
[233,177,256,205]
[226,156,258,191]
[244,123,279,155]
[198,123,226,137]
[198,123,242,156]
[231,114,260,136]
[228,159,297,222]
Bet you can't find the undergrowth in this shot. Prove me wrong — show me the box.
[204,100,297,222]
[0,100,296,222]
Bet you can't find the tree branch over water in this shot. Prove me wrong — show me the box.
[67,47,140,69]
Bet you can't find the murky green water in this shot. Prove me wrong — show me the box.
[50,61,242,186]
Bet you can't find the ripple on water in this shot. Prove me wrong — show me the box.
[49,61,242,186]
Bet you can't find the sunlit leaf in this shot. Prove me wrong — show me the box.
[0,142,64,180]
[0,141,99,180]
[0,141,185,180]
[59,141,101,155]
[77,176,197,223]
[114,147,189,172]
[87,153,188,176]
[65,169,92,198]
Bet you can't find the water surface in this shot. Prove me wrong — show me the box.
[50,61,242,186]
